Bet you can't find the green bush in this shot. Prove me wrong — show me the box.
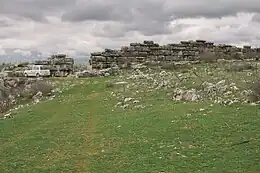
[199,51,218,63]
[21,80,53,99]
[225,63,256,72]
[247,75,260,102]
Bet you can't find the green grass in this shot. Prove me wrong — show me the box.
[1,77,260,173]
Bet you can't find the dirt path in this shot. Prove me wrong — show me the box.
[79,115,98,172]
[76,94,100,172]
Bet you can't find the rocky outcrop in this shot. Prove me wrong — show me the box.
[0,77,53,115]
[90,40,260,69]
[75,67,119,78]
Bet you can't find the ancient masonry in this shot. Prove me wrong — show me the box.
[89,40,260,69]
[35,54,74,76]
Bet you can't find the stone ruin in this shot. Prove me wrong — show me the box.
[35,54,74,77]
[1,62,30,77]
[1,54,75,77]
[90,40,260,69]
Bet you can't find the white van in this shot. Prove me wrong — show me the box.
[24,65,51,77]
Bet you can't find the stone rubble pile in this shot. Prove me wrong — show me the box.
[171,80,243,105]
[1,77,79,119]
[90,40,260,69]
[172,88,201,102]
[109,67,258,108]
[0,77,54,118]
[126,69,177,90]
[1,62,29,77]
[75,67,119,78]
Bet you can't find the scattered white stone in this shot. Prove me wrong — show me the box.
[114,81,127,85]
[3,113,12,119]
[135,105,146,109]
[122,104,129,109]
[115,102,122,107]
[133,100,140,104]
[124,97,133,103]
[173,88,200,101]
[250,103,258,106]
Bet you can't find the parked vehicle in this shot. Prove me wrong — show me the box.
[24,65,51,77]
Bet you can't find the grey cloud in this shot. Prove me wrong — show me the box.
[91,22,126,38]
[0,35,10,39]
[0,0,260,25]
[252,13,260,22]
[169,1,260,18]
[61,2,132,22]
[62,0,174,36]
[1,0,260,62]
[0,19,13,27]
[61,1,260,22]
[61,0,173,23]
[61,0,260,36]
[2,48,15,54]
[0,30,19,39]
[171,24,196,33]
[61,1,168,23]
[125,21,172,36]
[0,0,76,21]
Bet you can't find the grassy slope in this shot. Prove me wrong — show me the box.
[1,77,260,173]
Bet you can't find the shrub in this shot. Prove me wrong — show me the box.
[225,63,256,72]
[161,63,175,70]
[160,62,191,71]
[199,51,218,63]
[144,61,159,69]
[0,83,10,101]
[229,53,243,60]
[247,75,260,102]
[105,82,114,88]
[21,80,53,99]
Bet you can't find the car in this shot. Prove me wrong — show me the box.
[24,65,51,77]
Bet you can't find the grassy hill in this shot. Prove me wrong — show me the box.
[1,63,260,173]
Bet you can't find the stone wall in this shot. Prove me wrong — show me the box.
[35,54,74,72]
[90,40,260,69]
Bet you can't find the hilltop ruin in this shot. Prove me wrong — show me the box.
[35,54,74,77]
[90,40,260,69]
[1,54,75,77]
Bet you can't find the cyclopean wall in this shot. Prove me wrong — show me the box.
[89,40,260,69]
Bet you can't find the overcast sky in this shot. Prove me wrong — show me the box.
[1,0,260,62]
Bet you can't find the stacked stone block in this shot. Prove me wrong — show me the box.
[90,40,260,69]
[35,54,74,72]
